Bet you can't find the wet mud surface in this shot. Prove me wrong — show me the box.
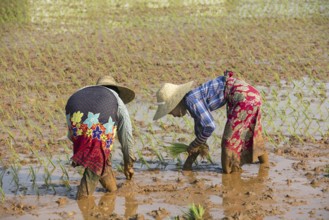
[1,140,329,219]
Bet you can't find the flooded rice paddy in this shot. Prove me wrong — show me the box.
[0,0,329,219]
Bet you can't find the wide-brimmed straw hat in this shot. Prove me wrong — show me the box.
[96,76,135,104]
[153,81,194,120]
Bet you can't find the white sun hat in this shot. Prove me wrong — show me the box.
[153,81,194,120]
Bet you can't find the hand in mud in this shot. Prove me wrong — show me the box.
[187,144,200,155]
[124,163,134,180]
[187,143,209,157]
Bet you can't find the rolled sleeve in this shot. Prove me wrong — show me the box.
[187,99,216,147]
[109,89,136,165]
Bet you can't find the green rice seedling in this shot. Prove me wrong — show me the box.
[63,144,71,156]
[137,149,150,169]
[145,133,166,166]
[77,166,85,176]
[43,164,56,190]
[184,203,205,220]
[59,163,69,180]
[151,145,166,167]
[10,164,20,190]
[28,144,45,165]
[138,134,146,148]
[287,126,303,143]
[183,116,194,130]
[145,133,154,144]
[0,186,5,203]
[8,139,19,162]
[45,146,55,167]
[0,169,5,189]
[62,179,71,191]
[28,165,36,187]
[65,154,71,163]
[43,167,51,188]
[19,125,29,139]
[176,157,183,167]
[263,130,276,147]
[0,57,8,69]
[167,143,189,158]
[206,154,214,165]
[50,184,56,195]
[168,143,209,158]
[115,164,124,173]
[7,130,16,144]
[35,126,43,137]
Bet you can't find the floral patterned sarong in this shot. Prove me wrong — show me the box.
[222,74,266,166]
[67,112,117,176]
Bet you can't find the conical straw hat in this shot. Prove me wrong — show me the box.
[153,81,194,120]
[96,76,135,104]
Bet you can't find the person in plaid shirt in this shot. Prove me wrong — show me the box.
[153,70,269,173]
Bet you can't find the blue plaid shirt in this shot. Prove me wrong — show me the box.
[184,76,227,147]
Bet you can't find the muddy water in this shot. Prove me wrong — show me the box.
[1,144,329,219]
[0,77,327,219]
[1,77,329,219]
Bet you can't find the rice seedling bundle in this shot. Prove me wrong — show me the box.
[167,143,209,158]
[167,143,189,157]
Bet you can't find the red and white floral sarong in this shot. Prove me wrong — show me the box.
[222,75,266,166]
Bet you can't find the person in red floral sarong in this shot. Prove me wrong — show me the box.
[65,76,136,199]
[153,70,269,173]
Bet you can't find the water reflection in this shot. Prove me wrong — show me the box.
[222,165,269,218]
[124,194,138,219]
[77,193,138,219]
[77,194,115,219]
[181,171,215,219]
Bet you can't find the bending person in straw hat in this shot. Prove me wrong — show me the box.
[153,70,269,173]
[65,75,136,199]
